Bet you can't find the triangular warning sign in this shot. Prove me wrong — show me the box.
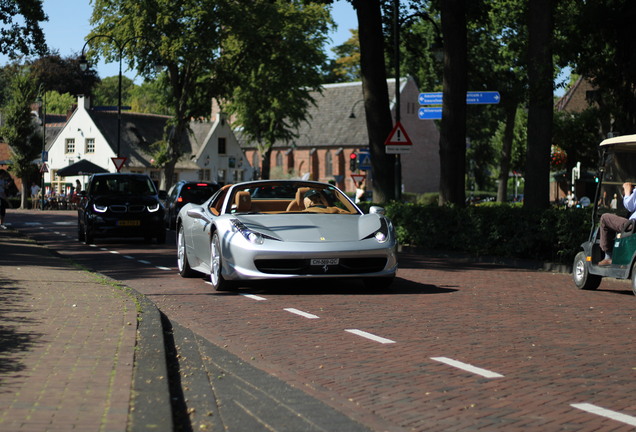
[111,157,127,172]
[384,122,413,146]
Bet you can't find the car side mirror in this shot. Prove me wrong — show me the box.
[158,190,168,200]
[369,205,385,215]
[186,207,211,223]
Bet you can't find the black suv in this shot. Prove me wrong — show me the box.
[163,180,219,229]
[78,173,166,244]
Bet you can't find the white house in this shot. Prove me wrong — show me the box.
[44,95,251,194]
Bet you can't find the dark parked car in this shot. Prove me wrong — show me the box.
[164,180,220,229]
[77,173,166,244]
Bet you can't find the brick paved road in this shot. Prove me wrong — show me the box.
[8,210,636,431]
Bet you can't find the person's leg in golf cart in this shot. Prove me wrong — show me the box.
[599,182,636,265]
[599,213,629,265]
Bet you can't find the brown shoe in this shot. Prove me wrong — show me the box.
[598,258,612,266]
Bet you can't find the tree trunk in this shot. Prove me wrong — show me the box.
[260,144,273,180]
[524,0,553,209]
[497,101,517,202]
[19,178,28,209]
[438,0,468,206]
[352,0,395,204]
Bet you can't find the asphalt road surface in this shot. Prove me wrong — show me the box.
[7,209,636,431]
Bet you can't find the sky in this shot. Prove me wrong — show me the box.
[12,0,358,82]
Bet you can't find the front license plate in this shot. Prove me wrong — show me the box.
[117,220,141,226]
[311,258,339,266]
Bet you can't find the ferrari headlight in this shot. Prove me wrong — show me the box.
[365,217,390,243]
[230,219,277,245]
[147,203,160,212]
[93,203,107,213]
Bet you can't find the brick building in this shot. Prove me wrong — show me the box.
[238,77,440,196]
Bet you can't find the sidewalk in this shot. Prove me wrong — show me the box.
[0,228,171,431]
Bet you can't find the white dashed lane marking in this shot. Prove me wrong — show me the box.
[284,308,319,319]
[571,403,636,427]
[431,357,504,379]
[345,329,395,344]
[240,294,268,301]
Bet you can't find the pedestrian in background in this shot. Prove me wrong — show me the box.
[31,182,41,209]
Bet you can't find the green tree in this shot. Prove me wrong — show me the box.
[331,29,361,82]
[88,0,228,189]
[44,90,76,115]
[0,0,47,58]
[130,79,170,115]
[0,69,41,208]
[29,53,100,97]
[223,0,332,180]
[92,75,135,108]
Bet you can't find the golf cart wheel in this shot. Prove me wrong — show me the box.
[631,262,636,296]
[573,251,601,290]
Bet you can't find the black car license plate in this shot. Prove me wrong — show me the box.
[117,220,141,226]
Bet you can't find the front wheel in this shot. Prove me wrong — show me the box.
[573,251,601,290]
[177,226,196,278]
[77,217,85,241]
[210,231,235,291]
[83,219,94,245]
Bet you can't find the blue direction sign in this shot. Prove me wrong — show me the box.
[418,107,442,120]
[419,92,443,105]
[357,149,371,170]
[466,91,500,104]
[419,91,501,105]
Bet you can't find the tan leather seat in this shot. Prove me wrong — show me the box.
[286,187,311,212]
[234,191,251,212]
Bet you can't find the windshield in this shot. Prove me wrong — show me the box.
[91,176,157,196]
[224,182,359,215]
[599,149,636,212]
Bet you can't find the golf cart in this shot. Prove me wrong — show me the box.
[572,134,636,295]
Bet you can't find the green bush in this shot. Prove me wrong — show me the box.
[385,202,592,264]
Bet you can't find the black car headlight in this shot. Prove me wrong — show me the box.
[147,203,161,213]
[230,219,277,245]
[93,203,108,213]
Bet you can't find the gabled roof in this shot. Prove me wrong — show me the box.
[87,110,205,169]
[237,78,403,148]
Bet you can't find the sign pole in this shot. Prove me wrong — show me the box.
[393,0,401,201]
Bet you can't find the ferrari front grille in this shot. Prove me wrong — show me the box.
[254,257,387,275]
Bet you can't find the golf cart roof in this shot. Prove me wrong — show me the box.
[600,134,636,147]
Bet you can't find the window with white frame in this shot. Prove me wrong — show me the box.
[65,138,75,153]
[85,138,95,153]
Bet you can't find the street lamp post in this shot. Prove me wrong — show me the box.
[37,89,46,210]
[79,35,145,158]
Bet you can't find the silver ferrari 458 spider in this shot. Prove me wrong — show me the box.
[176,180,398,291]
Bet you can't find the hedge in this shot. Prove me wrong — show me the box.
[382,202,593,265]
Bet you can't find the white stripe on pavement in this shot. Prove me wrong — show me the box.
[571,403,636,427]
[240,294,267,301]
[345,329,395,344]
[431,357,504,378]
[284,308,319,319]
